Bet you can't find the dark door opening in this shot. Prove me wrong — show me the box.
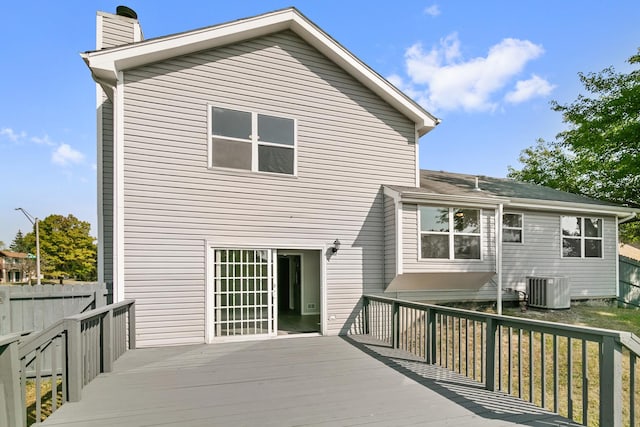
[277,252,320,335]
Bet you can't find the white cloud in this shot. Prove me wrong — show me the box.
[0,127,26,142]
[52,143,85,166]
[423,4,441,16]
[31,134,55,146]
[505,74,556,104]
[398,33,548,113]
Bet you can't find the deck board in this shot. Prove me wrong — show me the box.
[42,335,580,426]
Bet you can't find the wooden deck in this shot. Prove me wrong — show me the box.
[42,335,579,426]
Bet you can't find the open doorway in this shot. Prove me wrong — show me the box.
[277,251,321,335]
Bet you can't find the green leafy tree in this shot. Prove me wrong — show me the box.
[23,214,97,281]
[9,230,28,253]
[509,48,640,242]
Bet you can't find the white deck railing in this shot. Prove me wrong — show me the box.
[362,295,640,427]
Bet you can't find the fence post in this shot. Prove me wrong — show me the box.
[102,310,113,373]
[128,303,136,350]
[485,318,497,391]
[0,289,9,335]
[600,336,622,426]
[0,336,24,427]
[391,301,399,349]
[65,318,83,402]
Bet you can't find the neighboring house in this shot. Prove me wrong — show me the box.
[82,7,635,347]
[0,251,33,283]
[620,243,640,262]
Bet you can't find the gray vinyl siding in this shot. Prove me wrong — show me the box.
[402,204,497,273]
[100,98,114,300]
[120,31,417,347]
[384,195,396,285]
[394,206,617,302]
[99,13,135,48]
[501,211,618,299]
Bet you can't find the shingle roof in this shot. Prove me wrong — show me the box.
[386,170,631,210]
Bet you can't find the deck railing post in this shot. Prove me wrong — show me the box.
[0,336,24,427]
[362,297,370,335]
[426,308,436,364]
[600,336,622,426]
[65,318,83,402]
[392,301,399,349]
[102,309,113,373]
[485,318,497,391]
[128,303,136,350]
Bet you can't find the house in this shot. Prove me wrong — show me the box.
[384,170,637,303]
[0,251,33,283]
[82,7,635,347]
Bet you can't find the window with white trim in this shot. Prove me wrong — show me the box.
[561,216,603,258]
[420,206,481,259]
[210,106,295,175]
[502,213,523,243]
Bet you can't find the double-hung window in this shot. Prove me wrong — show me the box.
[561,216,603,258]
[210,106,295,175]
[502,213,523,243]
[420,207,481,259]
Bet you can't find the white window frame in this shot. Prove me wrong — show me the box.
[560,216,604,259]
[207,104,297,176]
[502,212,524,244]
[418,206,483,260]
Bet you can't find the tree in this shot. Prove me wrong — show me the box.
[0,241,5,250]
[9,230,28,253]
[23,214,97,281]
[509,48,640,242]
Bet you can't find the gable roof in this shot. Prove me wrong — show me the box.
[82,7,439,136]
[385,170,638,217]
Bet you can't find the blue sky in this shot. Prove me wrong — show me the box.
[1,0,639,247]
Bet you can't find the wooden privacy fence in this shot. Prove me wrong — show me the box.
[362,295,640,427]
[0,283,108,335]
[0,300,135,427]
[620,255,640,308]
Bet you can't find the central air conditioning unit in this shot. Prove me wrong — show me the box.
[526,276,570,309]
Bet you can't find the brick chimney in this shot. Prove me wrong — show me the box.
[96,5,143,49]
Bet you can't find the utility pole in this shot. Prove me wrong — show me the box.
[15,208,41,285]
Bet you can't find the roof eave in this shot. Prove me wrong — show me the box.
[507,197,637,217]
[81,8,437,130]
[398,190,509,207]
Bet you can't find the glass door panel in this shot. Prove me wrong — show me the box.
[213,249,275,338]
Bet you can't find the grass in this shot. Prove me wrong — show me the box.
[500,300,640,336]
[25,378,63,426]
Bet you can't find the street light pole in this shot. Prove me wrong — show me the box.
[15,208,41,285]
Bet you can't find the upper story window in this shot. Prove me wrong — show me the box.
[210,106,296,175]
[419,206,481,260]
[502,213,523,243]
[561,216,603,258]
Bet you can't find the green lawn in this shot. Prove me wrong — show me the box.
[501,300,640,336]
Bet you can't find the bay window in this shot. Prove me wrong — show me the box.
[420,206,481,260]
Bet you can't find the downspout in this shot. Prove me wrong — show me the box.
[618,212,637,224]
[496,203,504,315]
